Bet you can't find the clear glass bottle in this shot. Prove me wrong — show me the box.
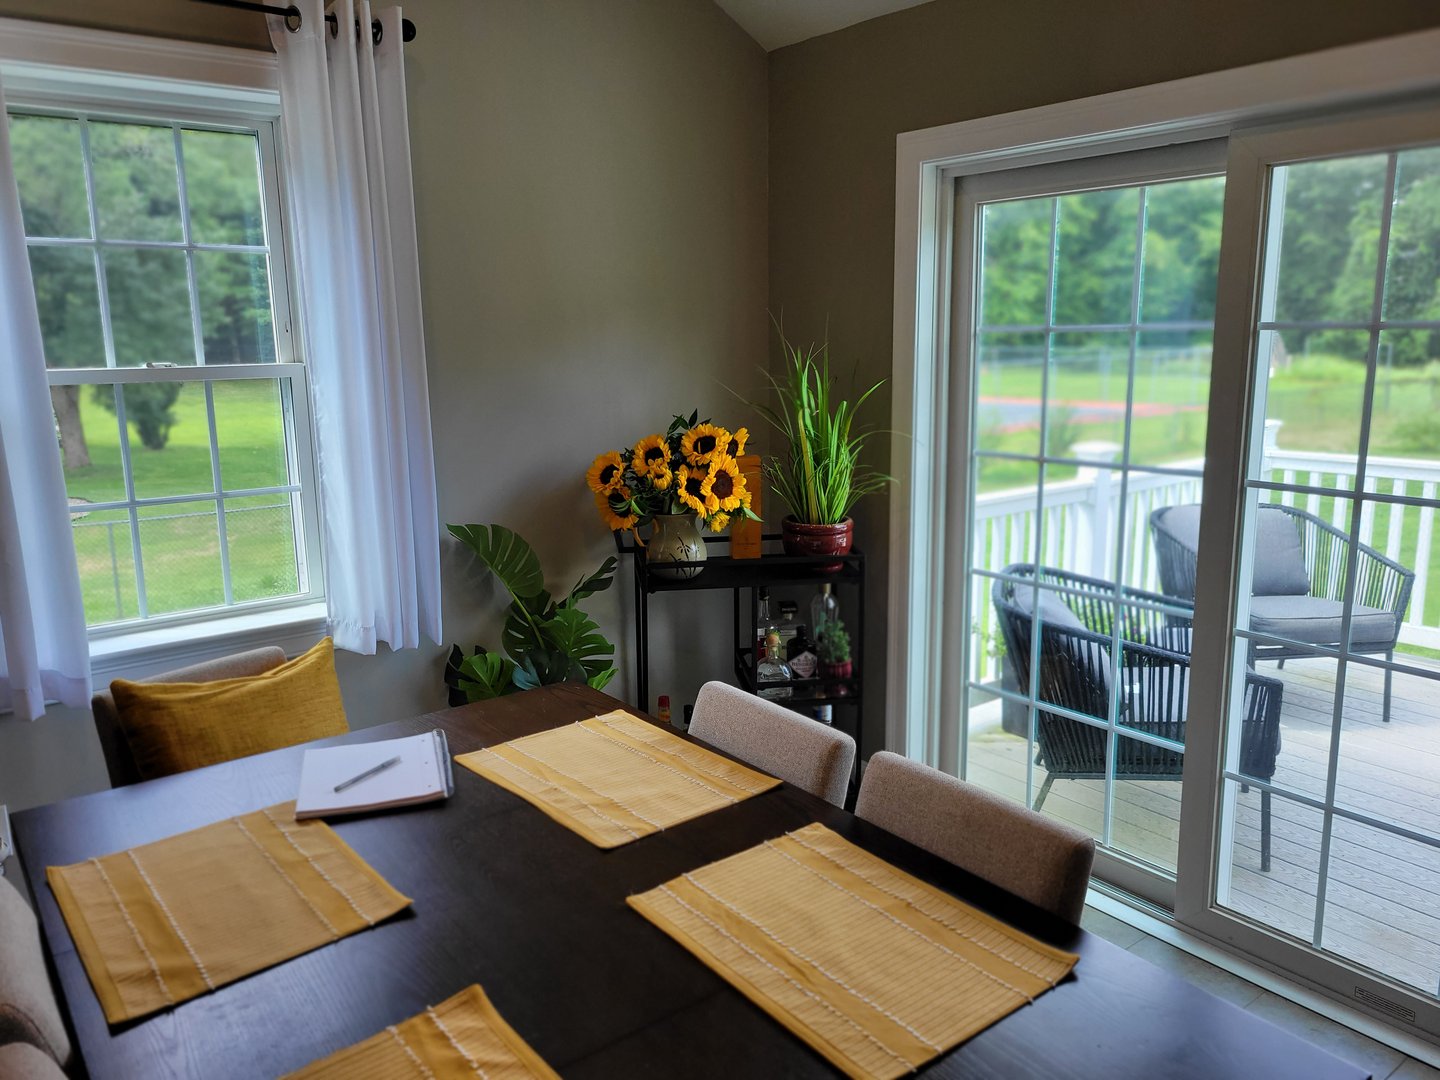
[811,583,840,639]
[777,600,800,652]
[756,631,794,700]
[755,588,778,666]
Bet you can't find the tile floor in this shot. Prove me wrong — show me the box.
[1081,906,1440,1079]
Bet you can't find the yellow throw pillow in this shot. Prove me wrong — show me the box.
[111,638,349,781]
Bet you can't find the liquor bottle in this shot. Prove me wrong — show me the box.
[811,583,839,638]
[756,631,794,700]
[777,600,800,652]
[755,588,778,666]
[657,695,671,725]
[788,624,818,681]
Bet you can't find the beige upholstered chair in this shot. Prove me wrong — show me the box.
[92,646,288,788]
[0,876,71,1071]
[689,681,856,807]
[0,1042,67,1080]
[856,751,1095,923]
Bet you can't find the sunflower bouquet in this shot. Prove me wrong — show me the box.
[586,411,759,537]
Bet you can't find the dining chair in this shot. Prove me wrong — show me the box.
[0,876,71,1071]
[855,751,1095,923]
[0,1041,67,1080]
[91,646,289,787]
[689,681,856,807]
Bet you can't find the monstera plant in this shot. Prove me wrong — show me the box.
[444,523,618,703]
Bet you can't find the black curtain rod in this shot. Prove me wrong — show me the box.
[191,0,418,44]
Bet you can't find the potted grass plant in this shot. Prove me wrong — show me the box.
[750,327,891,569]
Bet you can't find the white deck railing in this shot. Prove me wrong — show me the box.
[970,424,1440,684]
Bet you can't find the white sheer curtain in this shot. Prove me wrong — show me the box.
[269,0,442,654]
[0,76,91,719]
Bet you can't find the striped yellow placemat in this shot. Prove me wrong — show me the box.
[47,802,411,1025]
[628,822,1079,1080]
[284,984,559,1079]
[455,709,780,849]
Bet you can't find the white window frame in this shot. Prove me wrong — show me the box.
[890,25,1440,1043]
[0,19,329,675]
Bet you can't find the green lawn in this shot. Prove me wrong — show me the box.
[65,381,301,625]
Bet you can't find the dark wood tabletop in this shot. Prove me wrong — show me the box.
[14,684,1369,1080]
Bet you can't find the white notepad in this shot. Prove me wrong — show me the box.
[293,729,454,820]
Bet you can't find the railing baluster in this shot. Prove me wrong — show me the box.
[1415,483,1435,633]
[1386,478,1406,563]
[1359,476,1377,547]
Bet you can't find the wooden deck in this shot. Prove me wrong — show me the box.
[967,655,1440,998]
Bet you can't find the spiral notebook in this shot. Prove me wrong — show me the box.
[294,729,454,819]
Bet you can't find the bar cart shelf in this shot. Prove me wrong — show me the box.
[613,531,865,759]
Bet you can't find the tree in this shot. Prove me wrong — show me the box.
[93,384,183,452]
[50,386,90,470]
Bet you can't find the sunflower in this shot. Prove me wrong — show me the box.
[680,423,731,467]
[709,512,731,532]
[585,451,626,495]
[725,426,749,459]
[650,463,673,491]
[676,464,719,516]
[596,491,641,532]
[702,454,746,512]
[632,433,670,477]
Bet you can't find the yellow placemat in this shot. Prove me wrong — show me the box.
[283,984,560,1079]
[628,822,1079,1080]
[47,802,411,1025]
[455,709,781,849]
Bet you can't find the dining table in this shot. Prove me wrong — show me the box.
[12,683,1369,1079]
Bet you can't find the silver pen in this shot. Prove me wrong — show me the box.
[333,755,402,793]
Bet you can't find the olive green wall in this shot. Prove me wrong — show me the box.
[767,0,1440,754]
[0,0,768,811]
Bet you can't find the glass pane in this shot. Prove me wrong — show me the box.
[123,382,214,500]
[105,247,195,367]
[139,500,223,615]
[1270,153,1390,325]
[54,384,126,505]
[195,251,275,364]
[9,114,90,238]
[1323,819,1440,999]
[89,121,182,242]
[972,463,1040,574]
[180,128,266,246]
[29,246,104,369]
[1140,176,1225,325]
[1112,733,1182,874]
[71,510,138,627]
[1333,665,1440,836]
[1046,332,1129,460]
[226,494,300,602]
[975,332,1043,461]
[1258,331,1369,482]
[978,197,1053,328]
[213,379,290,490]
[1383,145,1440,322]
[964,678,1034,801]
[1130,331,1210,469]
[1053,186,1141,327]
[1369,329,1440,463]
[1218,782,1324,944]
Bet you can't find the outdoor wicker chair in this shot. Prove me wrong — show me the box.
[992,564,1284,871]
[1150,504,1414,722]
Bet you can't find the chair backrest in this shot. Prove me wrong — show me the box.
[855,751,1095,923]
[92,646,289,788]
[1151,503,1311,600]
[0,876,71,1069]
[689,681,856,807]
[0,1041,68,1080]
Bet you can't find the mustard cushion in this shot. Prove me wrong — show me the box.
[111,638,349,781]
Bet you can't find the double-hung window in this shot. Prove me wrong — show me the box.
[10,101,321,633]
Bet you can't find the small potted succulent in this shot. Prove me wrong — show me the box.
[815,613,852,695]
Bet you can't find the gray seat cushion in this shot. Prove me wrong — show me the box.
[1252,508,1310,596]
[1009,583,1086,633]
[1009,584,1111,704]
[1249,595,1397,646]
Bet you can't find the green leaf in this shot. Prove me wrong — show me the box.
[512,648,587,691]
[502,595,551,660]
[567,556,618,605]
[587,666,618,692]
[447,524,545,602]
[456,649,518,701]
[541,605,615,681]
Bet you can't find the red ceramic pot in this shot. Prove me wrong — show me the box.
[821,660,852,696]
[781,516,853,574]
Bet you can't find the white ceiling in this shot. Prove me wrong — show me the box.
[713,0,934,51]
